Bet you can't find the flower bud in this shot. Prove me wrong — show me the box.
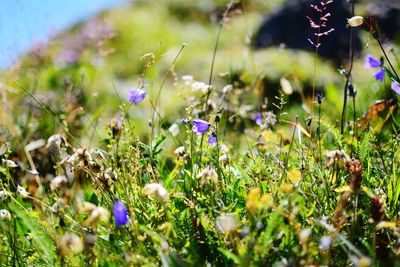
[347,16,364,27]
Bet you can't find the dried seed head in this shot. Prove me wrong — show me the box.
[143,183,169,202]
[59,233,84,256]
[82,207,109,226]
[346,158,363,192]
[299,228,312,244]
[50,175,68,190]
[371,196,385,225]
[215,213,237,234]
[196,166,218,188]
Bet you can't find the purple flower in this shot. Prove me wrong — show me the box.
[113,201,129,227]
[316,92,324,104]
[364,54,385,82]
[208,133,217,146]
[373,69,385,81]
[128,88,147,105]
[253,113,263,126]
[391,81,400,95]
[192,119,210,135]
[364,54,382,69]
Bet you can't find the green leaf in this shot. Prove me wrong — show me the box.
[9,203,57,265]
[384,66,400,84]
[218,248,240,265]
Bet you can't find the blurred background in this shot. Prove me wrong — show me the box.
[0,0,126,68]
[0,0,398,147]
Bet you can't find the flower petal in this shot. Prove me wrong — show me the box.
[364,54,381,69]
[253,113,263,126]
[391,81,400,95]
[113,201,129,227]
[373,68,385,81]
[208,134,217,145]
[128,89,147,104]
[192,119,210,134]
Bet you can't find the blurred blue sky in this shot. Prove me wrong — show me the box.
[0,0,124,69]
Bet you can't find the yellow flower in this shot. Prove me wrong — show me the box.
[288,169,302,186]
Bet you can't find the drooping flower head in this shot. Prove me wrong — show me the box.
[128,88,147,105]
[253,113,263,126]
[113,200,129,227]
[391,81,400,95]
[316,92,324,104]
[364,54,382,69]
[347,16,364,28]
[373,69,385,81]
[143,183,169,202]
[364,54,385,82]
[208,132,217,146]
[192,119,211,135]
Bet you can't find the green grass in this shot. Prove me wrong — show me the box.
[0,0,399,266]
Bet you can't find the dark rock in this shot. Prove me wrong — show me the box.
[253,0,399,64]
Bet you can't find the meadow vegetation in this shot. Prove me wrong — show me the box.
[0,0,399,266]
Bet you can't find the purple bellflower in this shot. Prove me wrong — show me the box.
[391,81,400,95]
[253,113,263,126]
[113,201,129,227]
[208,133,217,146]
[364,54,385,82]
[128,88,147,105]
[192,119,211,135]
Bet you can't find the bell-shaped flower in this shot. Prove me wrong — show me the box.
[192,119,210,135]
[113,201,129,227]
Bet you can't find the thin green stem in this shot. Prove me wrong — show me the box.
[340,0,355,135]
[376,38,399,80]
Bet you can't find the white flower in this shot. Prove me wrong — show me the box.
[219,154,228,163]
[17,185,29,197]
[222,84,233,94]
[143,183,169,202]
[0,190,9,200]
[219,144,229,154]
[46,134,62,148]
[50,175,68,190]
[168,123,180,137]
[182,75,194,84]
[299,228,312,244]
[264,111,277,127]
[4,160,17,168]
[174,146,186,157]
[0,209,11,220]
[59,233,83,255]
[319,236,331,250]
[228,167,241,177]
[215,213,237,234]
[326,149,349,160]
[347,16,364,27]
[280,77,293,95]
[192,81,210,93]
